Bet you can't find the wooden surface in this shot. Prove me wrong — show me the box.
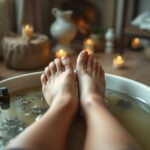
[0,50,150,86]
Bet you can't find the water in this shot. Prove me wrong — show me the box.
[0,87,149,150]
[106,90,150,150]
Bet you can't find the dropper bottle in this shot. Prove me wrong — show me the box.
[0,87,10,110]
[0,87,10,125]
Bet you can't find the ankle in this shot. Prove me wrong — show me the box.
[51,94,77,114]
[81,94,106,112]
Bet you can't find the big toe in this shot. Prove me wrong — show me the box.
[76,50,88,71]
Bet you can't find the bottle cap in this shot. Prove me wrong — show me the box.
[0,87,8,95]
[0,87,10,109]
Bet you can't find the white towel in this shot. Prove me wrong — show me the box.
[131,11,150,31]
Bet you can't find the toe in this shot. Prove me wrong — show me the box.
[98,65,106,85]
[98,64,103,80]
[101,69,106,86]
[97,65,106,97]
[49,62,57,75]
[45,66,51,80]
[87,54,94,72]
[76,50,88,70]
[41,74,47,90]
[54,58,63,73]
[61,56,73,72]
[93,60,98,77]
[101,70,106,96]
[97,64,100,79]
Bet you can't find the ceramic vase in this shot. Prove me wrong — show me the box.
[50,8,76,55]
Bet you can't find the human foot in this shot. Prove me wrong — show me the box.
[41,57,77,111]
[76,50,106,110]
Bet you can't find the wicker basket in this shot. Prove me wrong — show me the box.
[2,32,50,70]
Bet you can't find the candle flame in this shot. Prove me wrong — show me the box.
[59,49,64,55]
[22,24,33,38]
[55,49,67,58]
[134,38,140,44]
[25,25,30,29]
[85,39,94,45]
[116,55,124,61]
[131,38,141,49]
[113,55,125,66]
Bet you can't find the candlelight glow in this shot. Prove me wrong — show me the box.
[131,38,141,49]
[55,49,67,58]
[113,55,125,69]
[84,39,94,46]
[22,24,33,38]
[84,38,94,54]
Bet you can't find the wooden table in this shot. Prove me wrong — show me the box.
[0,50,150,86]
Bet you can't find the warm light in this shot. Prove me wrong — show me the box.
[22,24,33,38]
[113,55,125,69]
[131,38,141,49]
[84,39,94,46]
[83,38,94,54]
[55,49,67,58]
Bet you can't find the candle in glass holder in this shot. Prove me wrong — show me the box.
[84,38,94,54]
[113,55,125,69]
[131,38,141,49]
[55,49,67,58]
[22,24,34,38]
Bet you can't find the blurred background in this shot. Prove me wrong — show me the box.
[0,0,150,85]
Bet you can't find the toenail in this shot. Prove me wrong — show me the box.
[62,57,70,63]
[49,62,54,66]
[54,58,59,62]
[61,56,67,59]
[45,67,48,71]
[84,50,88,55]
[81,51,85,55]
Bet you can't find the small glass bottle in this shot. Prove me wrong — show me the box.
[0,87,10,128]
[105,28,114,54]
[0,87,10,147]
[0,87,10,110]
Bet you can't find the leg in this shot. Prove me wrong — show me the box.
[76,50,141,150]
[7,57,78,150]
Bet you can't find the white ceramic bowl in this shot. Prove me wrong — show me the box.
[0,72,149,104]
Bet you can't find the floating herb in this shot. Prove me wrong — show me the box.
[116,99,132,108]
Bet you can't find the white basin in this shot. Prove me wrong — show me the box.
[0,72,150,150]
[0,72,149,104]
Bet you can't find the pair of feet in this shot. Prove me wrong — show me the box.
[40,50,106,114]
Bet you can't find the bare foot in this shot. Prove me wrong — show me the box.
[76,50,106,111]
[41,57,77,112]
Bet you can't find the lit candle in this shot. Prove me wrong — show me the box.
[84,38,94,47]
[84,38,94,54]
[22,24,34,38]
[131,38,141,49]
[55,49,67,58]
[113,55,125,69]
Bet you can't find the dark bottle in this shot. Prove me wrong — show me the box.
[0,87,10,110]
